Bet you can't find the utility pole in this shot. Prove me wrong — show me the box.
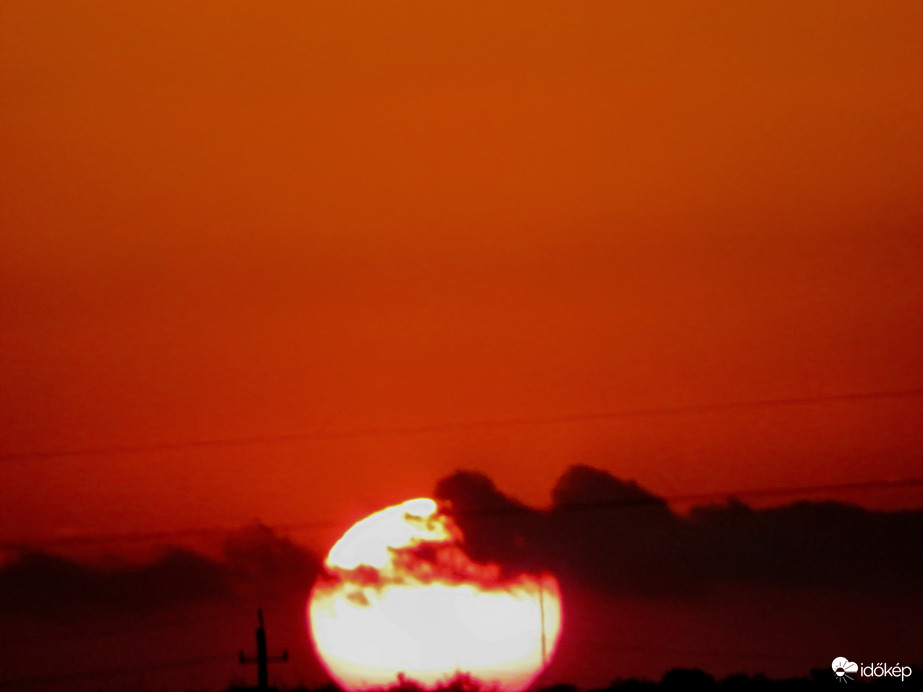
[239,609,288,692]
[539,580,547,667]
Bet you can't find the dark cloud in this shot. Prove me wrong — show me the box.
[0,524,320,620]
[3,471,920,687]
[222,522,320,597]
[434,471,543,577]
[551,465,668,512]
[8,470,915,620]
[435,465,923,597]
[0,548,230,618]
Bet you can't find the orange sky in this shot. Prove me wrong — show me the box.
[2,1,922,550]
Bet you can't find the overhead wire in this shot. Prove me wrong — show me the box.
[1,477,920,686]
[1,388,920,687]
[1,387,921,464]
[1,476,920,552]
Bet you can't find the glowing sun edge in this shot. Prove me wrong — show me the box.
[308,498,563,691]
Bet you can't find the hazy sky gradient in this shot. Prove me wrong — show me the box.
[2,1,922,547]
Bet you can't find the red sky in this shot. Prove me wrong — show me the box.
[2,1,923,551]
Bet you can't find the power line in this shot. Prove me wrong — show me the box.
[0,519,332,551]
[2,476,920,552]
[449,476,923,518]
[1,386,922,464]
[1,480,920,687]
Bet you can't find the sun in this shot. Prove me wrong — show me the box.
[307,498,563,691]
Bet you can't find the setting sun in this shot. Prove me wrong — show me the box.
[308,499,563,691]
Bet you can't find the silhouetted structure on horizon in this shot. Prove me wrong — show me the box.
[238,609,288,692]
[237,666,919,692]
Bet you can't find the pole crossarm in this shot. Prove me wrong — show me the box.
[238,609,288,691]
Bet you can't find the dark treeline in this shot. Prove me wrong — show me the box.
[225,667,919,692]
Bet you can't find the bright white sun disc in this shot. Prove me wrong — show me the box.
[308,498,563,691]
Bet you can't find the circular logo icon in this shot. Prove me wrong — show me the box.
[832,658,858,682]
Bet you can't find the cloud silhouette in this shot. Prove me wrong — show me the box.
[435,465,923,596]
[4,468,920,622]
[0,523,320,619]
[2,468,920,688]
[0,548,231,618]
